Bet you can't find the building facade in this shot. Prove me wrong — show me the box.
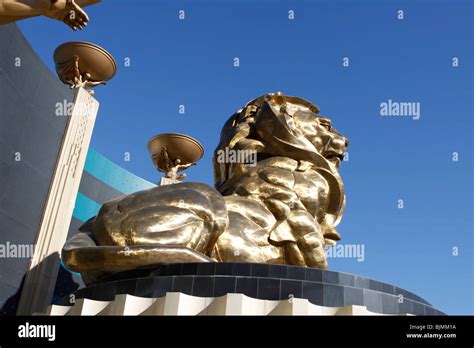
[0,23,154,314]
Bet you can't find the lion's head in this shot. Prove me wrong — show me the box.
[213,92,349,193]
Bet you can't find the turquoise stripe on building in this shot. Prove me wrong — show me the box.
[72,192,102,222]
[83,148,155,195]
[73,148,156,223]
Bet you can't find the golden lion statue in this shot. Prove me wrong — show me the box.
[62,93,349,284]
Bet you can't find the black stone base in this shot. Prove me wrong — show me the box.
[61,263,445,315]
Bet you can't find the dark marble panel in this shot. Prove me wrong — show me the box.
[268,265,288,279]
[164,264,183,276]
[305,268,322,282]
[215,263,234,276]
[302,281,323,306]
[134,278,155,298]
[368,279,382,292]
[412,301,426,316]
[251,263,270,277]
[398,298,413,315]
[192,276,215,297]
[181,263,199,276]
[257,278,280,300]
[338,273,355,287]
[412,294,427,305]
[151,276,173,298]
[213,276,236,297]
[323,284,344,307]
[287,265,306,280]
[280,279,302,300]
[424,306,436,316]
[235,277,258,299]
[322,270,339,285]
[354,276,370,289]
[380,293,398,314]
[381,282,395,295]
[171,276,193,295]
[363,289,382,313]
[232,263,251,276]
[150,265,167,277]
[194,262,215,276]
[343,287,364,307]
[92,282,117,301]
[404,291,417,302]
[116,279,138,296]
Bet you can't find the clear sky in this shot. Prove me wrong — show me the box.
[18,0,473,314]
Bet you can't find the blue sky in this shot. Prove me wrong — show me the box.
[19,0,473,314]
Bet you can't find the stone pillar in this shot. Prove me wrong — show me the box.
[16,88,99,315]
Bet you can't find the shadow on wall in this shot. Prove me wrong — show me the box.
[0,275,25,315]
[0,253,80,315]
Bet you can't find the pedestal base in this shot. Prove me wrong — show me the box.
[55,263,444,316]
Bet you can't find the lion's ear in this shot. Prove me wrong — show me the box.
[255,101,310,148]
[254,102,322,157]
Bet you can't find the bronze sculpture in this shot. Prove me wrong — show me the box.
[147,133,203,184]
[62,92,349,284]
[54,41,116,95]
[0,0,98,30]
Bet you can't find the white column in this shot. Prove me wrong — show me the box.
[16,88,99,315]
